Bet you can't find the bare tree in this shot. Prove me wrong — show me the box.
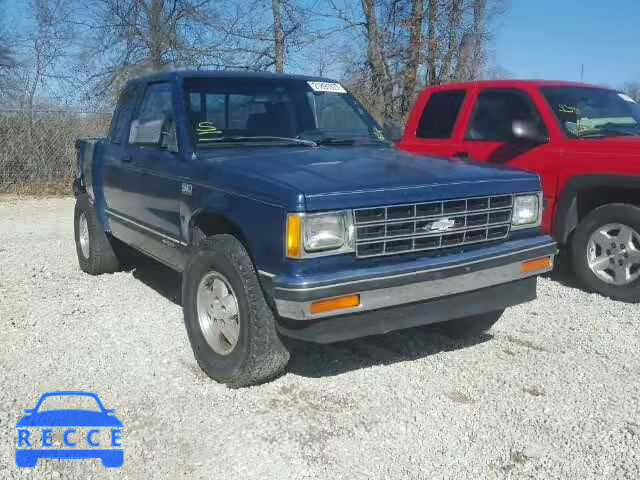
[74,0,231,101]
[0,0,11,68]
[469,0,487,79]
[0,32,11,70]
[360,0,394,118]
[327,0,507,120]
[423,0,506,86]
[212,0,310,73]
[3,0,510,114]
[272,0,285,72]
[0,0,77,111]
[400,0,424,114]
[424,0,438,86]
[26,0,75,112]
[0,14,13,93]
[481,56,511,80]
[439,0,464,83]
[0,44,10,69]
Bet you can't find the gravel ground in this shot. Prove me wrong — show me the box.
[1,196,639,480]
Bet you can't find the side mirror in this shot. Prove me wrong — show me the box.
[512,120,548,143]
[129,118,164,145]
[383,120,403,142]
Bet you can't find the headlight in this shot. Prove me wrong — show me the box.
[511,193,542,229]
[286,212,355,258]
[304,214,346,251]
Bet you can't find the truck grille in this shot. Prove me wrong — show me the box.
[354,195,513,258]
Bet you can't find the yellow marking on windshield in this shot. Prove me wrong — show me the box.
[558,104,580,114]
[373,127,386,141]
[196,122,222,136]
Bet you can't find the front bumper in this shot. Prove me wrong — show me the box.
[261,235,556,343]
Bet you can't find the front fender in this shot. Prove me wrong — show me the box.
[553,174,640,244]
[184,186,287,275]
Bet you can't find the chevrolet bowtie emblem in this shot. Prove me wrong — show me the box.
[428,218,456,232]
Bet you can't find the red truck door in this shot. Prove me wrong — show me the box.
[457,87,562,231]
[398,87,470,157]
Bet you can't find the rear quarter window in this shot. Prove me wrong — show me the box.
[416,90,466,139]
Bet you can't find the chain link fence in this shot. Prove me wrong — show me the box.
[0,109,112,194]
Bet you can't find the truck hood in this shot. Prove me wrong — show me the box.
[198,145,540,210]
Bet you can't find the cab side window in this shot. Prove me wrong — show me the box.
[129,82,178,151]
[466,90,546,141]
[416,90,466,139]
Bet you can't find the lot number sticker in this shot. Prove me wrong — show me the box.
[307,81,347,93]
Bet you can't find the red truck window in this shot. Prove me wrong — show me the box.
[416,90,466,139]
[466,89,546,142]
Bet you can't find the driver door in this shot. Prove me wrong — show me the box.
[115,81,183,259]
[459,87,561,196]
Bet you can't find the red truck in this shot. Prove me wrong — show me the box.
[398,80,640,302]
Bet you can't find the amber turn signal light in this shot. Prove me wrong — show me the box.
[310,294,360,315]
[520,256,552,273]
[286,214,302,258]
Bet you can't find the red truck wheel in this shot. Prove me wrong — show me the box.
[571,204,640,303]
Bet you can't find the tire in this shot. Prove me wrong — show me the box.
[101,451,124,468]
[74,194,121,275]
[570,203,640,303]
[182,234,290,387]
[15,450,38,468]
[436,310,504,339]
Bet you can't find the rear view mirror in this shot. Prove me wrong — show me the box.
[383,120,403,142]
[512,120,548,143]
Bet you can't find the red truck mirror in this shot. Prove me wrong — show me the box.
[512,120,549,144]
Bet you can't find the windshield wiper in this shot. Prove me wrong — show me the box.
[315,137,357,145]
[314,137,388,146]
[198,136,317,147]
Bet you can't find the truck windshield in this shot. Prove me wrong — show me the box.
[184,77,386,147]
[540,86,640,138]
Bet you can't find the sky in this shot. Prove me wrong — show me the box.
[4,0,640,88]
[492,0,640,87]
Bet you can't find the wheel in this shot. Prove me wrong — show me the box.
[570,204,640,302]
[436,310,504,339]
[15,450,38,467]
[101,451,124,468]
[74,194,121,275]
[182,234,290,387]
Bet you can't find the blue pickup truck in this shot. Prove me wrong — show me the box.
[74,70,556,387]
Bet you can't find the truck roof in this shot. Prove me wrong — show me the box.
[424,79,612,91]
[127,69,337,86]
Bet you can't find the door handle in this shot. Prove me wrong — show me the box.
[452,151,469,159]
[122,155,132,163]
